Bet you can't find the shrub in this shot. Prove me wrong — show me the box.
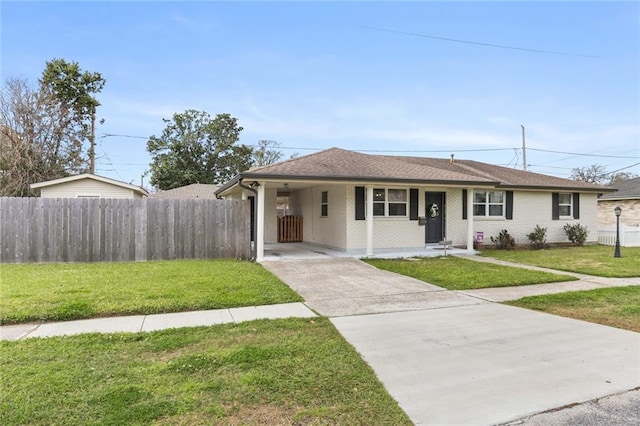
[527,225,547,250]
[490,229,515,250]
[563,223,589,246]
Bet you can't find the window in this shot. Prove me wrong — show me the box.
[373,188,385,216]
[388,189,407,216]
[473,190,504,217]
[558,193,572,217]
[320,191,328,217]
[552,192,579,220]
[370,188,407,217]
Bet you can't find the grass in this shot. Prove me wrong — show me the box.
[507,286,640,332]
[0,318,412,425]
[363,256,576,290]
[0,259,301,324]
[481,245,640,277]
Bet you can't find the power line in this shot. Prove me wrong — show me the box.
[356,25,604,59]
[600,162,640,176]
[528,148,639,159]
[279,146,515,153]
[98,133,638,160]
[101,133,148,139]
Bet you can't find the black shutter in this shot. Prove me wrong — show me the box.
[409,188,418,220]
[552,192,559,220]
[573,193,580,219]
[505,191,513,220]
[355,186,365,220]
[462,189,468,220]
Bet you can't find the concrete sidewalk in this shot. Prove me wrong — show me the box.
[0,302,317,341]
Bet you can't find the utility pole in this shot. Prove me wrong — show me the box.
[89,112,96,174]
[521,125,527,172]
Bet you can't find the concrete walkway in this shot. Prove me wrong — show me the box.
[455,254,640,302]
[0,303,316,341]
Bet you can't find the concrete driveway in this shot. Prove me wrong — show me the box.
[262,257,484,316]
[262,258,640,425]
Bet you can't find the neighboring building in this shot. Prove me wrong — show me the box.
[597,177,640,227]
[216,148,613,260]
[151,183,219,199]
[30,174,149,199]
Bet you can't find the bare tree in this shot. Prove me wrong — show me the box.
[570,165,607,184]
[570,164,638,185]
[0,78,88,196]
[252,140,285,167]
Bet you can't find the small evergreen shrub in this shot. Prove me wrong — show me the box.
[527,225,547,250]
[563,223,589,246]
[490,229,515,250]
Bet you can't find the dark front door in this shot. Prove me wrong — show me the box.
[425,192,445,243]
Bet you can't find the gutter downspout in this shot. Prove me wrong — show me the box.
[238,178,258,261]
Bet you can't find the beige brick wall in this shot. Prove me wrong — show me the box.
[227,183,602,249]
[445,189,467,245]
[598,199,639,227]
[264,187,278,243]
[343,186,600,249]
[470,191,599,246]
[345,185,452,250]
[290,185,347,249]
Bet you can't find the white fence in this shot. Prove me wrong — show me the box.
[597,224,640,247]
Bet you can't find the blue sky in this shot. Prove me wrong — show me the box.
[2,1,639,188]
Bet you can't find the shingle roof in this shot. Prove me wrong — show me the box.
[151,183,219,199]
[217,147,613,194]
[390,155,612,190]
[244,148,497,184]
[598,177,640,200]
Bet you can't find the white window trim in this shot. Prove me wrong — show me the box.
[558,193,573,218]
[473,190,505,218]
[320,191,328,218]
[367,188,408,218]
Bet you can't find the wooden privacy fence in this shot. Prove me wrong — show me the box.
[0,197,251,263]
[277,215,303,243]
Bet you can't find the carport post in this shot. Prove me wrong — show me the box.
[256,182,265,261]
[466,187,474,251]
[366,185,374,256]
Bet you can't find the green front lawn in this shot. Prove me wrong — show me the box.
[507,286,640,332]
[481,245,640,277]
[363,256,576,290]
[0,260,301,324]
[0,318,411,425]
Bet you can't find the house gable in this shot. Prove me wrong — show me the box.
[30,174,148,198]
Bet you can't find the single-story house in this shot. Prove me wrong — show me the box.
[30,173,149,199]
[151,183,219,199]
[597,177,640,227]
[215,148,613,260]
